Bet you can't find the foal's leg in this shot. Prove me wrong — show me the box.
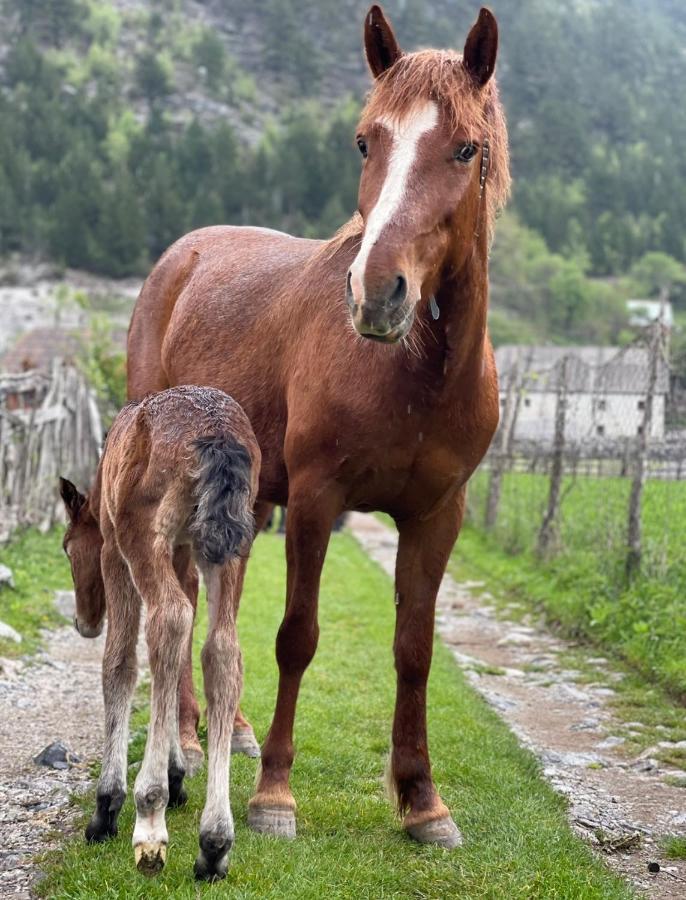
[128,548,194,875]
[248,481,339,837]
[86,532,140,843]
[174,546,204,776]
[391,494,464,849]
[194,564,242,881]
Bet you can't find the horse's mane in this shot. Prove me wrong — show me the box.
[321,48,510,259]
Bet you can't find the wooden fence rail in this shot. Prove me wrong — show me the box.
[0,363,102,542]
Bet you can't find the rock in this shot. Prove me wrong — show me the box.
[0,564,14,588]
[631,758,659,774]
[0,657,23,680]
[497,632,534,647]
[570,717,602,732]
[596,736,625,750]
[33,741,81,770]
[0,621,22,644]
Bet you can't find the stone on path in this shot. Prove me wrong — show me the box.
[0,621,22,643]
[33,741,81,771]
[0,564,14,588]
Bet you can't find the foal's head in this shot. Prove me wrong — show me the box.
[59,477,105,638]
[347,5,510,341]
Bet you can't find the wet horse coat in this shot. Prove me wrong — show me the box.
[127,5,510,846]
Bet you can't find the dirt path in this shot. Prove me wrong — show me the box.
[0,592,147,899]
[349,513,686,899]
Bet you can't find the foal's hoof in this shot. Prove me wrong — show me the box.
[247,804,296,838]
[231,727,261,758]
[194,834,233,882]
[181,739,205,777]
[85,791,124,843]
[134,841,167,876]
[406,815,463,849]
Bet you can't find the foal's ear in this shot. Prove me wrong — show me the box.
[59,477,86,521]
[364,5,402,79]
[463,7,499,88]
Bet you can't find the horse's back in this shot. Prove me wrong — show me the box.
[127,225,322,401]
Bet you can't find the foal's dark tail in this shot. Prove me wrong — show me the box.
[191,436,254,566]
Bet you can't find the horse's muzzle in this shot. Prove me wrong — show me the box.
[347,271,413,342]
[74,615,104,638]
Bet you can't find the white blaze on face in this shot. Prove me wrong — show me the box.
[350,101,438,303]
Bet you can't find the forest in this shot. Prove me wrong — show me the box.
[1,0,686,352]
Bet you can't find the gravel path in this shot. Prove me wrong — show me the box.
[0,592,147,899]
[2,521,686,898]
[349,513,686,900]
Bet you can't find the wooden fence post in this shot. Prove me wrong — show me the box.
[626,302,665,577]
[485,350,524,529]
[537,354,569,558]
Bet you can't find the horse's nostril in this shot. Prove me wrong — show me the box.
[390,275,407,306]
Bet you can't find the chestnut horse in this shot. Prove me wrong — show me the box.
[127,5,510,848]
[60,386,260,879]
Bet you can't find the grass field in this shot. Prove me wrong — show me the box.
[459,470,686,698]
[35,531,633,899]
[0,527,71,655]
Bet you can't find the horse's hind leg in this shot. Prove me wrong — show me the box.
[128,546,193,876]
[174,546,204,776]
[86,530,140,843]
[174,544,259,769]
[194,564,241,881]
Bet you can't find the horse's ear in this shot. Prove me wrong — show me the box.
[364,5,402,79]
[59,477,85,522]
[463,7,498,88]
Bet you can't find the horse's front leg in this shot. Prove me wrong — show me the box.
[248,477,340,838]
[391,492,464,849]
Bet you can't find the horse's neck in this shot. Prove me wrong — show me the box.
[418,247,491,397]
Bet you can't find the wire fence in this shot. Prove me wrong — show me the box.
[0,362,102,542]
[468,318,684,588]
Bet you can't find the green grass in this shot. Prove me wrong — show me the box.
[456,471,686,699]
[38,531,632,899]
[0,527,71,655]
[661,835,686,860]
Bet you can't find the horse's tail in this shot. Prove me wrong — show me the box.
[190,435,255,566]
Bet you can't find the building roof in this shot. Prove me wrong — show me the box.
[495,345,670,395]
[0,328,82,373]
[626,299,674,329]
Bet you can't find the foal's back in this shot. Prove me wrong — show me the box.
[101,384,261,559]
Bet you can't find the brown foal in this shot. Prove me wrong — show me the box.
[60,386,260,879]
[127,5,510,848]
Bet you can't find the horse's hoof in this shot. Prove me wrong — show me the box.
[134,841,167,876]
[194,834,232,882]
[181,742,205,777]
[231,728,261,758]
[406,815,463,849]
[247,804,296,838]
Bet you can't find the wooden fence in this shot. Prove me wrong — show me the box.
[0,363,102,542]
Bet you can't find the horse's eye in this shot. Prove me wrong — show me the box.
[453,143,478,163]
[357,137,368,158]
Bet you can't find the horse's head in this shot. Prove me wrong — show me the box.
[59,477,105,638]
[347,5,509,342]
